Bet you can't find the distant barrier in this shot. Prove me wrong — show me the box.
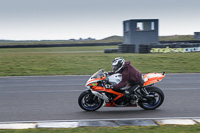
[104,43,200,53]
[118,44,135,53]
[2,41,200,53]
[0,42,120,48]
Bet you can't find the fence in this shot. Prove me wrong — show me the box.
[0,42,120,48]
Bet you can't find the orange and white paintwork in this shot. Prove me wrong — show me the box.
[143,73,165,86]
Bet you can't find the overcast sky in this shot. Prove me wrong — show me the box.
[0,0,200,40]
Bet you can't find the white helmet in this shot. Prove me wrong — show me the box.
[112,57,125,73]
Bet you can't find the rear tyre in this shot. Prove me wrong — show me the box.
[138,86,164,110]
[78,90,104,111]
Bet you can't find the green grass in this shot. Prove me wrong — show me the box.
[0,125,200,133]
[0,47,199,76]
[159,35,195,41]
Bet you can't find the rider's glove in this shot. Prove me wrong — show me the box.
[104,71,114,76]
[103,72,108,76]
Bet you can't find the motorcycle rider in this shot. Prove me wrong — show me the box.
[108,57,144,99]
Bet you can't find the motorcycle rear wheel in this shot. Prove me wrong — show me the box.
[78,90,104,111]
[138,86,164,110]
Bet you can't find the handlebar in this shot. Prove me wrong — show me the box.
[103,71,108,77]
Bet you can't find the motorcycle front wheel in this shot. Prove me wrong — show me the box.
[78,90,104,111]
[138,86,164,110]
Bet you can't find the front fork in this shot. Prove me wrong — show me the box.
[87,89,109,103]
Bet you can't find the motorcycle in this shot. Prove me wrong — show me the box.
[78,69,165,111]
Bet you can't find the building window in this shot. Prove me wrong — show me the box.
[136,22,143,31]
[136,21,155,31]
[151,22,155,30]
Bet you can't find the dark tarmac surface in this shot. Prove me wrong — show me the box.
[0,73,199,122]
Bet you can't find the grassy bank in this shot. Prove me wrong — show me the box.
[0,125,200,133]
[0,46,199,76]
[0,35,198,46]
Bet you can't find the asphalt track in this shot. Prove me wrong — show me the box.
[0,73,200,122]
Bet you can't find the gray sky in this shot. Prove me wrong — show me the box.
[0,0,200,40]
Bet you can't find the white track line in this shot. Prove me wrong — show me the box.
[1,117,200,124]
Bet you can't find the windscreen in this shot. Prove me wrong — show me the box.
[91,69,104,79]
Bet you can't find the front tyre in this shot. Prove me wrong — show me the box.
[78,90,104,111]
[138,86,164,110]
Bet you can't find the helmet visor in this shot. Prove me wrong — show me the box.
[112,65,118,72]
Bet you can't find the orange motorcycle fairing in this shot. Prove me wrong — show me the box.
[105,101,116,107]
[92,86,124,102]
[86,77,107,86]
[143,73,165,86]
